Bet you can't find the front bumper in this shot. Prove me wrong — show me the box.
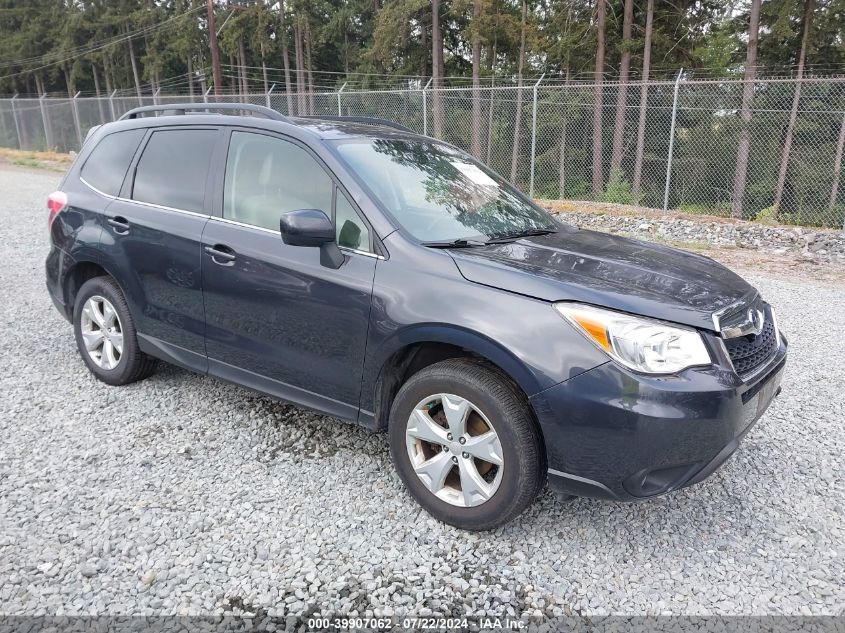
[530,337,787,501]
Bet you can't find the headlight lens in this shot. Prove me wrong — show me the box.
[554,303,712,374]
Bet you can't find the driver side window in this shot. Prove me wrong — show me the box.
[224,131,333,231]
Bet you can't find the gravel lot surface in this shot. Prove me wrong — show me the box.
[542,199,845,260]
[1,165,843,618]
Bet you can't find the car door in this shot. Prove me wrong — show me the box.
[99,126,222,367]
[201,129,378,420]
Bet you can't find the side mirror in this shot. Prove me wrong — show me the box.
[279,208,344,269]
[280,208,334,246]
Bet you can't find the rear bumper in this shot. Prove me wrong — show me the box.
[530,340,787,501]
[46,245,72,322]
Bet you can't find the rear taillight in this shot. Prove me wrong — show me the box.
[47,191,68,229]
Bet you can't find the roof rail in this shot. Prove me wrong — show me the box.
[118,102,289,122]
[303,115,414,134]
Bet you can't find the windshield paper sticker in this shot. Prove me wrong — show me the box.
[450,161,499,188]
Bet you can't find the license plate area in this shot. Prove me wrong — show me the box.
[742,358,785,422]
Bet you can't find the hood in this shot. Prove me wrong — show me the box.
[448,226,757,332]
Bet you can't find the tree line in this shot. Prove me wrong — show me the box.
[0,0,844,221]
[2,1,842,97]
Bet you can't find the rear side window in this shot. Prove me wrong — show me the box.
[80,129,145,196]
[132,129,217,213]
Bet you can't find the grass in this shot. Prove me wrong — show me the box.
[538,199,643,218]
[11,156,41,168]
[0,148,73,172]
[652,234,712,253]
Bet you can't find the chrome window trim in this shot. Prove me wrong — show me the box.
[82,180,385,260]
[82,175,212,219]
[79,176,385,260]
[213,216,278,234]
[118,196,210,218]
[80,176,117,200]
[340,246,383,260]
[209,217,385,259]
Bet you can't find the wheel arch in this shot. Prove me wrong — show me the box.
[62,255,138,320]
[365,325,545,431]
[63,260,112,313]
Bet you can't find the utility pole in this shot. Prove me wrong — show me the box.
[207,0,223,96]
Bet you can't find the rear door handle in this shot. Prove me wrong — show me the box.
[107,216,130,234]
[204,244,236,266]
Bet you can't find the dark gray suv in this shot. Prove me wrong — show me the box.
[46,104,787,530]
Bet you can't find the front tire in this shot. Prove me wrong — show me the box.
[73,276,156,386]
[388,358,545,530]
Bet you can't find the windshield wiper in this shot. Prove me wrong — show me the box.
[421,238,488,248]
[422,228,557,248]
[484,228,558,244]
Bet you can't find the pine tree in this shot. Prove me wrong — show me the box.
[631,0,653,203]
[730,0,761,219]
[773,0,815,214]
[509,0,528,183]
[591,0,606,196]
[609,0,633,176]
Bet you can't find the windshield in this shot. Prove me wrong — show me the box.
[332,138,556,242]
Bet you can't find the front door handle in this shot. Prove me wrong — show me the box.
[107,216,130,234]
[204,244,236,266]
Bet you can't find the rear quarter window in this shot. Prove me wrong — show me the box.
[80,128,145,196]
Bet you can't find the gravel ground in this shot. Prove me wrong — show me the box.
[0,165,843,619]
[542,199,845,260]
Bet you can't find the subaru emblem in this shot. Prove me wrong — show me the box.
[748,308,764,335]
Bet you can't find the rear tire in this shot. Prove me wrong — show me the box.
[388,358,545,530]
[73,276,156,386]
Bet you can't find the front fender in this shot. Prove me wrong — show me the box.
[360,238,610,423]
[364,323,545,405]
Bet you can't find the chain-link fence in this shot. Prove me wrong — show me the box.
[1,77,844,229]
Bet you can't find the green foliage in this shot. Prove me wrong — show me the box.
[677,203,731,217]
[10,156,39,167]
[3,0,829,98]
[679,203,713,215]
[754,205,778,224]
[601,170,634,205]
[0,0,843,228]
[566,178,590,200]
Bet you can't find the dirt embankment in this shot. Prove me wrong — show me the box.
[0,148,73,172]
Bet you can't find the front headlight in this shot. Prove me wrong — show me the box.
[554,303,712,374]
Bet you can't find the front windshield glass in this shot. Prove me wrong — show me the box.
[332,138,556,242]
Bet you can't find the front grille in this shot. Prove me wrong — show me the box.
[724,317,777,377]
[716,298,763,333]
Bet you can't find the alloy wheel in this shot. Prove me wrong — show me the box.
[80,295,124,370]
[405,393,504,507]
